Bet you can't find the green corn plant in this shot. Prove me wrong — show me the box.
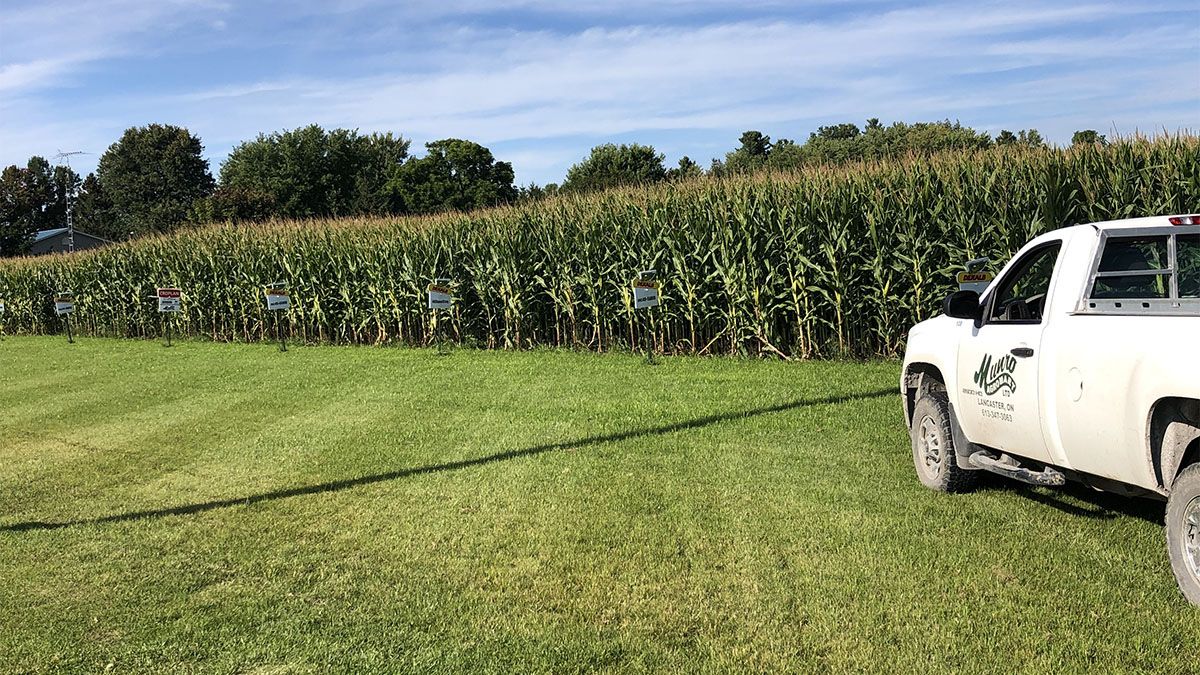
[2,137,1197,358]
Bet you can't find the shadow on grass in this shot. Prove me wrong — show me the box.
[1,387,895,533]
[976,473,1165,525]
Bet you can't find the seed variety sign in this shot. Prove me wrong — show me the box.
[265,288,290,311]
[157,288,182,313]
[427,281,452,310]
[956,271,993,294]
[54,293,75,315]
[632,278,660,309]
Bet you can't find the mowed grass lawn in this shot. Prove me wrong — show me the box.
[1,337,1195,673]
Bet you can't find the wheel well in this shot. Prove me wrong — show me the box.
[903,363,946,425]
[1180,438,1200,476]
[1150,397,1200,488]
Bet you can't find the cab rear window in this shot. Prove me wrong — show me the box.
[1098,236,1169,272]
[1179,234,1200,298]
[1090,233,1196,301]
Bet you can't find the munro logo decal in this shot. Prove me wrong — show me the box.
[973,353,1017,395]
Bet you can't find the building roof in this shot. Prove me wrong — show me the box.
[33,228,69,243]
[33,228,111,244]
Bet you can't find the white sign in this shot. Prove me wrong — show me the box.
[0,299,5,314]
[427,282,452,310]
[265,288,290,311]
[957,271,994,294]
[633,279,660,309]
[54,294,75,316]
[157,287,182,313]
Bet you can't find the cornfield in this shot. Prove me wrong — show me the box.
[2,138,1198,358]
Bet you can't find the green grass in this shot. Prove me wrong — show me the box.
[1,337,1195,673]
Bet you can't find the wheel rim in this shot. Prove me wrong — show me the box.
[1184,496,1200,583]
[918,415,943,478]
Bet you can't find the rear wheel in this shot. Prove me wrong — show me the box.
[910,391,978,493]
[1166,463,1200,606]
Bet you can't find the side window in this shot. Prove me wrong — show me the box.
[1178,234,1200,299]
[988,242,1061,323]
[1090,235,1171,299]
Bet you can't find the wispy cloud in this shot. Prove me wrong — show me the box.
[0,57,86,93]
[0,0,230,93]
[0,0,1196,183]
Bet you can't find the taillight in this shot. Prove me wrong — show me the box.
[1169,215,1200,225]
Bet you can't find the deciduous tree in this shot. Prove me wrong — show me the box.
[667,156,704,180]
[0,157,81,255]
[719,131,773,174]
[96,124,214,236]
[1072,129,1107,146]
[562,143,666,192]
[220,125,410,219]
[73,173,121,241]
[385,139,516,214]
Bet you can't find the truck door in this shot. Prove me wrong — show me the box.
[955,241,1063,463]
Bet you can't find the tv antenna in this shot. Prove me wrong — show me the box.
[53,150,87,252]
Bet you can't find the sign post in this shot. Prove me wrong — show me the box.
[0,298,6,340]
[54,292,75,344]
[156,287,182,347]
[264,284,290,352]
[427,278,453,355]
[632,270,660,364]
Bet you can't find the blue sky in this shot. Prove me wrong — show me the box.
[1,0,1197,185]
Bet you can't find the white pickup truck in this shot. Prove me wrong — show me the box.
[901,214,1200,605]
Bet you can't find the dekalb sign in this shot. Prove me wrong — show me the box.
[54,293,75,316]
[957,271,994,294]
[265,288,290,311]
[632,278,660,309]
[427,281,452,310]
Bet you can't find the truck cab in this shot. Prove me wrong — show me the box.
[901,215,1200,605]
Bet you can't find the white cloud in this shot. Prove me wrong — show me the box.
[0,0,1196,183]
[0,0,230,92]
[161,5,1193,136]
[0,57,83,93]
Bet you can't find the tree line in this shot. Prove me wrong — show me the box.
[0,119,1108,256]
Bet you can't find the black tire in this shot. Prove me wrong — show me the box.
[1165,463,1200,606]
[910,391,978,493]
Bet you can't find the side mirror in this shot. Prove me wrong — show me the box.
[944,290,982,321]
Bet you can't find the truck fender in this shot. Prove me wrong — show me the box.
[1150,397,1200,489]
[904,362,979,470]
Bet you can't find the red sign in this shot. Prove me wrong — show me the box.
[157,287,183,313]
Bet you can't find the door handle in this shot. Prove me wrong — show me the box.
[1010,347,1034,358]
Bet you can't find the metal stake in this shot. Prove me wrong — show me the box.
[643,308,657,365]
[435,311,450,356]
[277,312,287,352]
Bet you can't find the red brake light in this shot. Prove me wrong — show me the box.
[1169,215,1200,225]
